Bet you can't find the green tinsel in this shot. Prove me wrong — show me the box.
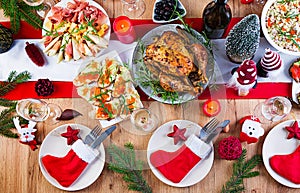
[107,143,152,193]
[0,0,44,33]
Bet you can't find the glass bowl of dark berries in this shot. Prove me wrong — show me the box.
[152,0,186,23]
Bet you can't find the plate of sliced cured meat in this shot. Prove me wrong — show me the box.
[42,0,111,63]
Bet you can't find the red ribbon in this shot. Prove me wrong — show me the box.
[19,140,38,151]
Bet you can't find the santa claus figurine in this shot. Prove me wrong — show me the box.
[239,115,265,144]
[227,59,257,96]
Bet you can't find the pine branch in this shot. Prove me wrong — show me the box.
[18,2,43,29]
[108,143,152,193]
[0,98,16,107]
[221,149,262,193]
[8,0,19,34]
[0,0,43,33]
[0,70,31,138]
[0,107,18,138]
[0,71,31,96]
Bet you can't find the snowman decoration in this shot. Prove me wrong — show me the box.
[239,115,265,144]
[13,117,38,150]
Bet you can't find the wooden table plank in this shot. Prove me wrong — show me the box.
[2,98,300,193]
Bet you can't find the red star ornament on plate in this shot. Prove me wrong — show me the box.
[285,121,300,140]
[61,125,80,145]
[167,124,187,145]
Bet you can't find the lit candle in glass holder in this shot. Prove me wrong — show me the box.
[113,16,136,44]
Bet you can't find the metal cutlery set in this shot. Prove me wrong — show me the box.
[83,125,117,149]
[85,117,229,151]
[198,118,230,158]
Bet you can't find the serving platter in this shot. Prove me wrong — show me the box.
[42,0,111,63]
[73,50,143,128]
[261,0,300,56]
[131,24,214,104]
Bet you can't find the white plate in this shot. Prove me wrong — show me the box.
[42,0,111,63]
[152,0,186,23]
[39,124,105,191]
[132,24,214,104]
[147,120,214,187]
[261,0,300,56]
[262,120,300,188]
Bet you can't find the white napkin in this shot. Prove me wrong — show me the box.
[0,40,136,81]
[0,37,296,84]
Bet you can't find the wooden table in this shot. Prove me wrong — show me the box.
[1,0,299,193]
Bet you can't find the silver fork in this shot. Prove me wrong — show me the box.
[84,125,102,145]
[199,118,220,139]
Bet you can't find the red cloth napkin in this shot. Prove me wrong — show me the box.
[269,145,300,184]
[41,140,98,187]
[150,134,211,183]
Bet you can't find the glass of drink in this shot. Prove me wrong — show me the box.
[130,108,158,132]
[23,0,45,6]
[254,96,292,123]
[119,108,159,135]
[36,0,61,19]
[121,0,146,18]
[16,98,62,123]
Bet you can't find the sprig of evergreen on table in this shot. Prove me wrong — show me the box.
[221,149,262,193]
[0,71,31,96]
[107,142,152,193]
[0,0,44,33]
[0,70,31,138]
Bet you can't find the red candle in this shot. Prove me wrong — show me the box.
[202,99,221,117]
[113,16,136,44]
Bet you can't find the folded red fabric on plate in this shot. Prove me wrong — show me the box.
[41,140,98,187]
[269,145,300,184]
[150,134,211,183]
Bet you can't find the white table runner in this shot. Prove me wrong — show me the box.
[0,38,298,84]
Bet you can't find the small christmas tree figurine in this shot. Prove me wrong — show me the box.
[225,14,260,63]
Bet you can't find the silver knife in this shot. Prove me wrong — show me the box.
[90,125,117,149]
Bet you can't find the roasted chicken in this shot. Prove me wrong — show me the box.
[143,27,209,95]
